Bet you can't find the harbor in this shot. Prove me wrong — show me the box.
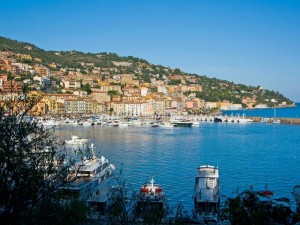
[54,120,300,217]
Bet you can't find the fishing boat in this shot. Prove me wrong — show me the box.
[192,165,220,224]
[135,177,166,217]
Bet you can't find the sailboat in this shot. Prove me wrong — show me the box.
[272,108,281,124]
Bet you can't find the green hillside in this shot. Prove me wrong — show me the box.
[0,36,294,106]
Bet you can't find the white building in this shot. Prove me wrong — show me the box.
[63,80,81,89]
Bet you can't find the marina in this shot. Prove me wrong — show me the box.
[54,116,300,216]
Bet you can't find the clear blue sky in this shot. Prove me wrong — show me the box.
[1,0,299,101]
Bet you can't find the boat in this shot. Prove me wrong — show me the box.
[62,143,115,201]
[170,117,193,127]
[214,117,222,123]
[87,177,121,215]
[41,118,60,127]
[65,135,89,145]
[151,122,160,127]
[135,177,166,216]
[261,184,274,197]
[260,117,270,123]
[118,121,129,127]
[159,122,176,128]
[293,185,300,213]
[63,118,77,125]
[271,108,281,124]
[192,165,220,224]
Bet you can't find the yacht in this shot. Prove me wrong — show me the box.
[87,177,121,215]
[62,143,115,201]
[170,117,193,127]
[65,135,89,145]
[159,122,176,128]
[192,165,220,224]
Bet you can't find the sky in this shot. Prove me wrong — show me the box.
[1,0,300,101]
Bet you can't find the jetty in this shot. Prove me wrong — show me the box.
[250,117,300,124]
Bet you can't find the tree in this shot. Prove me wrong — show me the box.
[0,94,86,225]
[82,83,92,95]
[221,189,296,225]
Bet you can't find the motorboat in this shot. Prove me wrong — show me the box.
[135,177,166,215]
[65,135,89,145]
[159,122,175,128]
[151,122,160,127]
[87,177,121,215]
[63,118,77,125]
[192,165,220,224]
[62,143,115,201]
[170,117,193,127]
[41,118,60,127]
[260,117,270,123]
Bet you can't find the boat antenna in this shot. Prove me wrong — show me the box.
[89,143,96,157]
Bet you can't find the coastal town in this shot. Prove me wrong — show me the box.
[0,38,293,117]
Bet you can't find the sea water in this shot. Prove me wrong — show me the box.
[55,105,300,214]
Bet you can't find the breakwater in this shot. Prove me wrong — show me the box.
[250,117,300,124]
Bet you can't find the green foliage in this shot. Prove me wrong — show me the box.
[82,83,92,94]
[108,90,118,95]
[0,95,77,225]
[169,79,181,85]
[0,36,294,105]
[221,190,296,225]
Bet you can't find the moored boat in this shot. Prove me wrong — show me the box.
[65,135,89,145]
[135,177,166,217]
[62,143,115,201]
[192,165,220,224]
[170,118,193,127]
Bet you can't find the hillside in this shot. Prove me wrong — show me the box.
[0,36,294,107]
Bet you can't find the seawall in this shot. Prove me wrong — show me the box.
[250,117,300,124]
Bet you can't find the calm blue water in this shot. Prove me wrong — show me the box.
[55,114,300,214]
[222,103,300,118]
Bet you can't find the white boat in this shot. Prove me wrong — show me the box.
[271,108,281,124]
[65,135,89,145]
[41,119,60,127]
[118,121,129,127]
[192,121,200,126]
[87,177,121,215]
[170,118,193,127]
[83,120,93,126]
[63,118,77,125]
[260,117,270,123]
[62,143,115,201]
[192,165,220,224]
[69,143,115,181]
[158,122,175,128]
